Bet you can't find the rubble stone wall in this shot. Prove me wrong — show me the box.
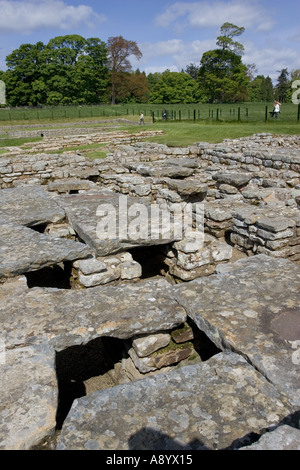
[1,130,300,450]
[1,133,299,190]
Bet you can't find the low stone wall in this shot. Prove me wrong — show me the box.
[201,145,300,173]
[1,133,299,191]
[0,152,99,188]
[231,205,300,262]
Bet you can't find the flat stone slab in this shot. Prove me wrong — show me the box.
[240,425,300,450]
[204,199,244,222]
[136,164,195,178]
[162,157,200,168]
[56,352,295,450]
[0,343,57,450]
[0,185,65,227]
[213,172,253,187]
[58,190,182,256]
[47,178,92,193]
[0,223,91,277]
[164,178,208,197]
[174,255,300,406]
[0,277,186,351]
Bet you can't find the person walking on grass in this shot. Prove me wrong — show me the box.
[273,100,281,118]
[140,112,145,125]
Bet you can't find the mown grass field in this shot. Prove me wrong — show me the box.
[0,102,299,153]
[0,101,299,124]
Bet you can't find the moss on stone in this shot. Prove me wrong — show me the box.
[151,337,194,357]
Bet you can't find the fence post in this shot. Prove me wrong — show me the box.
[193,109,196,121]
[152,112,155,123]
[216,108,219,121]
[298,103,300,121]
[179,110,181,121]
[265,106,268,122]
[238,107,241,122]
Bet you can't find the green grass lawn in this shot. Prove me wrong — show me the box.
[0,111,299,155]
[0,101,299,123]
[119,120,300,147]
[47,142,109,159]
[0,136,42,147]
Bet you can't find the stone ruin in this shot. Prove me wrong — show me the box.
[0,128,300,450]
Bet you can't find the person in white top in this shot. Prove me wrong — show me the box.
[273,100,281,119]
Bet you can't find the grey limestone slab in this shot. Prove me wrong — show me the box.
[0,185,65,226]
[174,255,300,406]
[0,277,186,351]
[56,352,295,450]
[58,190,182,256]
[0,222,91,277]
[0,342,57,450]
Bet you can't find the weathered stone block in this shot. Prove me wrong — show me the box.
[77,258,107,275]
[240,425,300,450]
[171,323,194,344]
[132,333,171,357]
[127,341,194,373]
[175,255,300,406]
[78,267,119,287]
[0,223,91,278]
[0,185,65,226]
[0,343,57,450]
[120,261,142,280]
[56,352,295,450]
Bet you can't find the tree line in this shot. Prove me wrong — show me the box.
[0,23,297,107]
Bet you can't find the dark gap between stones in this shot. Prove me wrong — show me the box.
[54,321,221,431]
[129,245,170,279]
[28,223,48,233]
[55,337,125,430]
[25,262,73,289]
[186,318,222,361]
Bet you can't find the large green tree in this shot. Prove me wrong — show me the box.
[275,68,290,102]
[5,41,46,106]
[148,70,201,104]
[197,23,250,103]
[250,75,274,102]
[185,63,200,80]
[216,22,245,55]
[3,35,109,106]
[198,49,250,103]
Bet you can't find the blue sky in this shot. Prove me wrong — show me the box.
[0,0,299,83]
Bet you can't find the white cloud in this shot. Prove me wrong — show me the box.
[140,39,186,60]
[0,0,106,34]
[172,39,216,69]
[243,41,299,81]
[155,0,276,32]
[132,38,216,74]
